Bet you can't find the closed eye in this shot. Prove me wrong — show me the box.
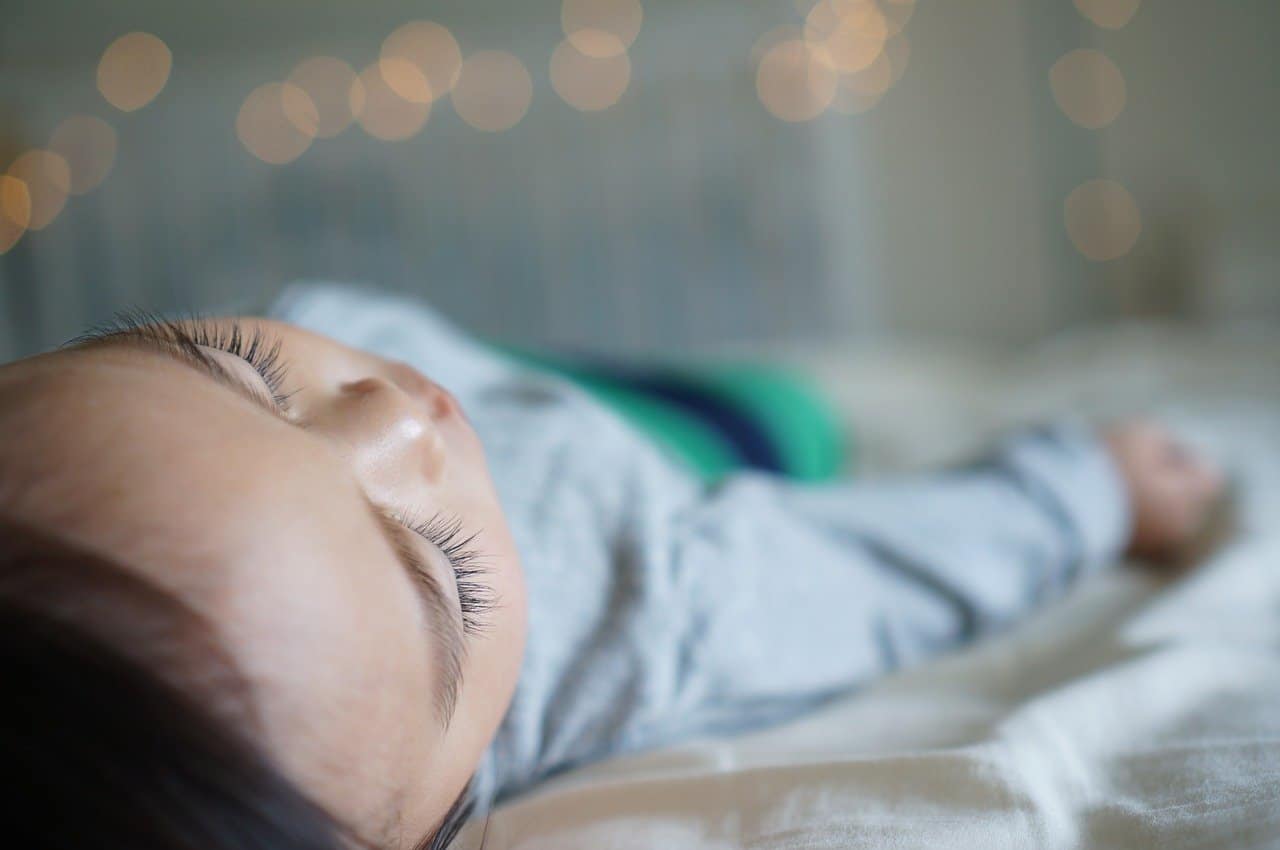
[401,512,495,636]
[369,505,468,730]
[71,315,295,417]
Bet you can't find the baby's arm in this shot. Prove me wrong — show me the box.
[669,421,1221,726]
[769,422,1136,637]
[757,420,1219,634]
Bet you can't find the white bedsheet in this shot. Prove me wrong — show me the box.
[459,322,1280,849]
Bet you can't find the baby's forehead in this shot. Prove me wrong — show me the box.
[0,346,275,510]
[0,349,168,508]
[0,346,347,601]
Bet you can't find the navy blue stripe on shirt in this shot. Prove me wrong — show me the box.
[594,367,786,475]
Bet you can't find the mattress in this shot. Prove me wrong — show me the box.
[458,321,1280,849]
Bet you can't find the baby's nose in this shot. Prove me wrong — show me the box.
[382,361,462,422]
[329,375,448,484]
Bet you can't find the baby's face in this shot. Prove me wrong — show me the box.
[0,317,527,846]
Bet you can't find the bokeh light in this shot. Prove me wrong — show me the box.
[380,21,462,102]
[236,83,317,164]
[1064,179,1141,261]
[0,176,32,254]
[561,0,643,59]
[451,51,533,132]
[830,46,893,114]
[756,39,837,123]
[6,151,70,231]
[550,38,631,111]
[97,32,172,112]
[752,26,804,66]
[884,32,910,83]
[1050,49,1126,129]
[287,57,360,138]
[878,0,915,36]
[352,63,432,141]
[377,58,433,105]
[48,115,118,195]
[805,0,888,73]
[1073,0,1141,30]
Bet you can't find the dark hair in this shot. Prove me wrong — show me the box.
[0,517,470,849]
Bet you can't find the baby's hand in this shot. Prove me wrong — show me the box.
[1103,420,1226,564]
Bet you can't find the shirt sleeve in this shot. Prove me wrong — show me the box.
[788,420,1130,615]
[658,421,1132,735]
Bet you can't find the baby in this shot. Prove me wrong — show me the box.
[0,285,1222,849]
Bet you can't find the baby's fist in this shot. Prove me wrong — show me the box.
[1103,420,1225,563]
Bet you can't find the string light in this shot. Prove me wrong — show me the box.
[0,176,32,254]
[550,38,631,111]
[1050,49,1126,129]
[377,58,433,105]
[1073,0,1141,30]
[5,151,70,231]
[47,115,118,195]
[236,82,317,164]
[804,0,888,73]
[884,32,910,84]
[756,0,915,121]
[352,63,432,141]
[756,39,837,123]
[561,0,643,59]
[381,21,462,102]
[829,46,892,114]
[879,0,915,36]
[752,26,804,66]
[97,32,172,112]
[287,57,360,138]
[1064,179,1141,261]
[451,51,533,132]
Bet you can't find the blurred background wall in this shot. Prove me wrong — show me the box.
[1,0,1277,362]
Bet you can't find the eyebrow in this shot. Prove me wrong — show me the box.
[85,329,467,728]
[79,326,284,418]
[368,504,467,730]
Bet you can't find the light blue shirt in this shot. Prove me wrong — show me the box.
[273,284,1130,810]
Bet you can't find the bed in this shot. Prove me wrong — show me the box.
[458,321,1280,849]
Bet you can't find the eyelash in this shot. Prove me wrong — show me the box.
[406,513,495,635]
[78,312,294,410]
[177,319,293,410]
